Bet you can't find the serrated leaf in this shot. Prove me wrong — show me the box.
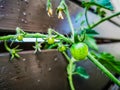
[84,35,98,50]
[93,52,120,74]
[74,66,89,79]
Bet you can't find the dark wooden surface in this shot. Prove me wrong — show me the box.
[0,50,69,90]
[1,43,120,90]
[0,49,109,90]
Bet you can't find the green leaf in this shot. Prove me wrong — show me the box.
[74,66,89,79]
[84,35,98,50]
[95,0,113,10]
[93,52,120,74]
[75,12,83,23]
[82,0,114,11]
[86,29,99,36]
[80,20,86,26]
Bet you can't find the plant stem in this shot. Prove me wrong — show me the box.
[67,60,75,90]
[62,52,75,90]
[85,7,90,28]
[50,29,73,43]
[62,51,71,62]
[4,41,10,51]
[63,1,75,42]
[0,33,47,40]
[88,52,120,86]
[90,12,120,29]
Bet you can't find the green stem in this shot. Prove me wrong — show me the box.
[0,35,15,40]
[48,43,58,49]
[62,52,75,90]
[50,29,73,43]
[68,60,75,90]
[90,12,120,29]
[63,1,75,42]
[85,7,90,28]
[4,41,11,51]
[62,51,71,62]
[88,52,120,86]
[0,33,47,41]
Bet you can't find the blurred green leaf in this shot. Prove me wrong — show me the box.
[94,0,114,10]
[93,52,120,74]
[82,0,114,11]
[73,66,89,79]
[84,35,98,50]
[75,12,83,23]
[86,29,99,36]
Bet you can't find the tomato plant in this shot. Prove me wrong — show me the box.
[0,0,120,90]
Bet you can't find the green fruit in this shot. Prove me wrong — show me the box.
[58,45,66,52]
[70,43,88,60]
[47,37,55,44]
[17,35,23,41]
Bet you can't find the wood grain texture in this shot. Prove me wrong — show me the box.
[0,0,120,39]
[0,48,111,90]
[0,50,69,90]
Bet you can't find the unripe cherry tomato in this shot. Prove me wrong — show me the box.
[58,45,66,52]
[47,37,55,44]
[70,42,88,60]
[17,35,23,41]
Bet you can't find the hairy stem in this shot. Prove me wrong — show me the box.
[88,52,120,86]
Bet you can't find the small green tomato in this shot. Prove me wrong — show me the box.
[47,37,55,44]
[17,35,23,41]
[58,45,66,52]
[70,42,88,60]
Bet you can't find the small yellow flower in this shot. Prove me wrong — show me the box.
[47,7,53,17]
[58,10,64,19]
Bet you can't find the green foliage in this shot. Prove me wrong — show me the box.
[93,0,114,10]
[74,66,89,79]
[75,12,83,23]
[86,29,99,36]
[82,0,114,10]
[92,52,120,74]
[84,35,98,51]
